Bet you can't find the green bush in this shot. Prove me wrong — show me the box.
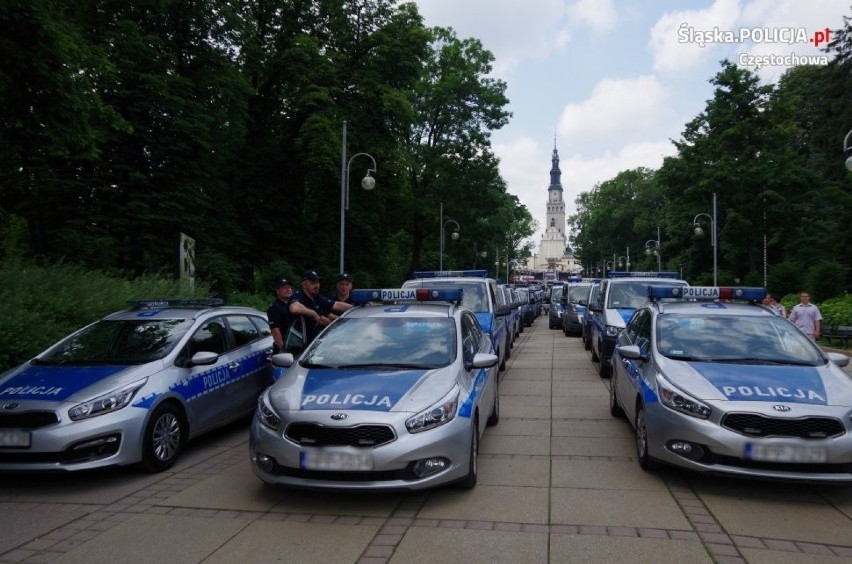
[818,294,852,330]
[0,261,213,372]
[804,261,849,303]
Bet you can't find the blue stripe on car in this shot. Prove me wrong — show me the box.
[133,351,268,408]
[458,367,487,418]
[690,363,828,405]
[0,365,127,401]
[300,368,427,411]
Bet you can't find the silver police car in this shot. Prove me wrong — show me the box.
[250,287,500,490]
[610,286,852,483]
[0,299,274,472]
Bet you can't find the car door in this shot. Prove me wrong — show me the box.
[461,311,494,435]
[614,309,652,424]
[222,314,274,411]
[180,314,268,434]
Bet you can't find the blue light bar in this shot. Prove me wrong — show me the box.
[411,270,488,279]
[647,286,766,302]
[350,288,464,305]
[608,271,681,279]
[128,298,224,309]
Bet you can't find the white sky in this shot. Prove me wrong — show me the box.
[411,0,845,247]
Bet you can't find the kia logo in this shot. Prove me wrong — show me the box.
[330,413,348,420]
[772,405,791,412]
[2,403,19,410]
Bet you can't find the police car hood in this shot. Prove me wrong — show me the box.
[0,361,155,403]
[658,357,851,407]
[269,366,456,413]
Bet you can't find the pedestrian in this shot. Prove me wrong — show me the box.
[289,270,353,344]
[330,272,355,304]
[765,293,787,317]
[267,277,294,353]
[787,291,822,340]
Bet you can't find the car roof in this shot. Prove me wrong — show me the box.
[106,304,265,321]
[343,302,458,319]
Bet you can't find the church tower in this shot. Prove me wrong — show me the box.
[522,139,582,278]
[537,143,568,268]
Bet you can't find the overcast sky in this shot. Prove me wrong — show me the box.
[411,0,845,247]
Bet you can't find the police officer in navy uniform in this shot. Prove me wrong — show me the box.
[289,270,352,344]
[267,277,294,353]
[329,272,355,305]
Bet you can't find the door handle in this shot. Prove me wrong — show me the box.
[228,362,240,371]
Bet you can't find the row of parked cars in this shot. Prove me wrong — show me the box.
[0,270,547,491]
[550,271,852,484]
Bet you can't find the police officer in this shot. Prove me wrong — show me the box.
[267,277,294,353]
[330,272,355,305]
[289,270,353,344]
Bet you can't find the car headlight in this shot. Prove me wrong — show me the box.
[68,378,148,421]
[256,391,281,430]
[656,374,711,419]
[406,386,459,433]
[605,325,621,337]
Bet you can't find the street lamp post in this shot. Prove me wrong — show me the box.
[693,192,718,286]
[339,121,377,274]
[439,202,460,272]
[617,247,631,271]
[645,226,661,271]
[844,129,852,171]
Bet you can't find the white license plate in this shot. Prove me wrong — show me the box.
[300,449,373,471]
[745,443,828,463]
[0,430,31,448]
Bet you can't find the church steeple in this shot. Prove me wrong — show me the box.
[549,138,562,191]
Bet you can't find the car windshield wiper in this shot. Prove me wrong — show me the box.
[336,363,428,370]
[300,361,336,369]
[664,354,711,362]
[719,357,818,366]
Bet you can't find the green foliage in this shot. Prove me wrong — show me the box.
[804,261,849,303]
[819,294,852,330]
[0,262,211,372]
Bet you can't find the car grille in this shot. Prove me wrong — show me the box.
[722,413,845,439]
[285,423,395,447]
[0,411,59,429]
[275,465,418,482]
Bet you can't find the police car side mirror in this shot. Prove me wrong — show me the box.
[827,352,849,368]
[617,345,647,361]
[578,299,588,306]
[467,352,499,371]
[588,302,602,312]
[190,351,219,366]
[271,353,295,368]
[496,304,512,317]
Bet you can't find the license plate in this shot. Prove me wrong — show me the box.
[300,449,373,471]
[745,443,828,463]
[0,430,31,448]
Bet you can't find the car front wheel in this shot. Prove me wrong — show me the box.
[609,379,624,418]
[456,420,479,489]
[635,403,659,472]
[140,403,184,473]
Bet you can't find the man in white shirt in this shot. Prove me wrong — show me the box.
[788,291,822,340]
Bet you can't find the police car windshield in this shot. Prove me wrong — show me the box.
[39,319,192,365]
[567,284,591,303]
[656,314,823,365]
[402,280,487,312]
[608,281,687,309]
[302,317,456,369]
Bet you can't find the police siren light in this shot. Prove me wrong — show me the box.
[129,298,224,309]
[608,271,680,279]
[647,286,766,302]
[350,288,464,305]
[411,270,488,279]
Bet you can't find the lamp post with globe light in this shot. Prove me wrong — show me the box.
[439,202,460,272]
[339,121,377,274]
[693,193,718,286]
